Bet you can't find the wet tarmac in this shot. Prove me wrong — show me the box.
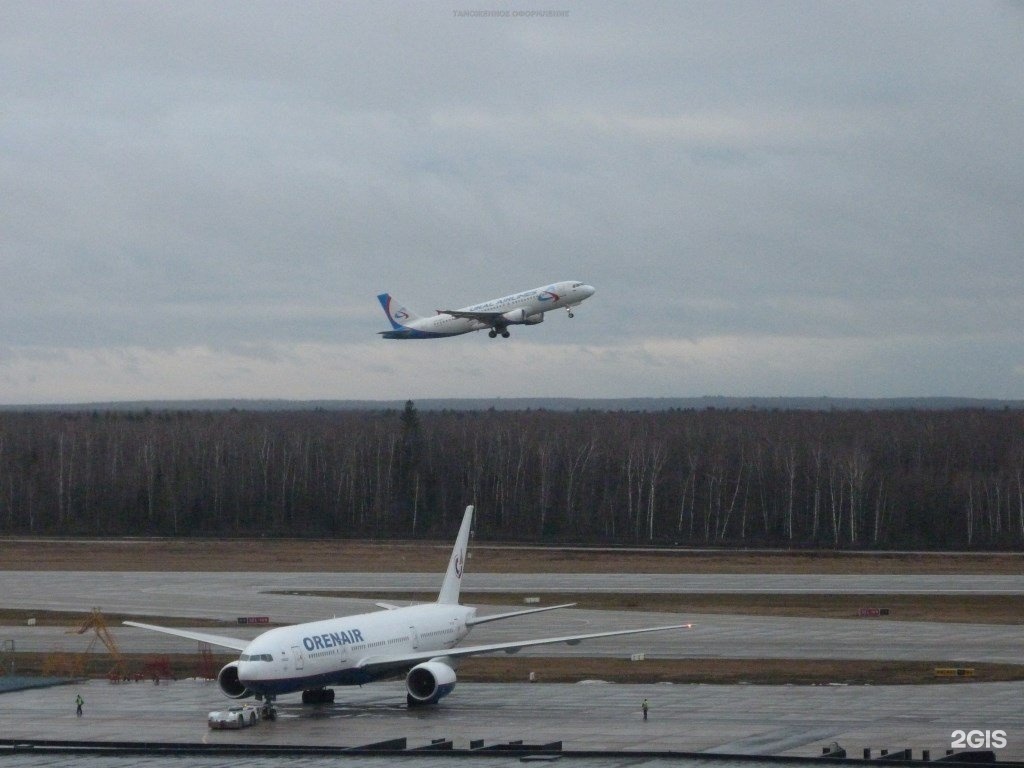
[1,677,1021,760]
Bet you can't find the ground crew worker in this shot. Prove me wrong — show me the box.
[75,693,84,717]
[642,698,649,721]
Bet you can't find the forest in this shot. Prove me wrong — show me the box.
[1,405,1022,550]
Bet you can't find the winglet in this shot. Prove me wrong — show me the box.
[437,505,474,605]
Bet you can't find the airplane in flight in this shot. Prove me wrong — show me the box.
[377,280,595,339]
[126,505,689,717]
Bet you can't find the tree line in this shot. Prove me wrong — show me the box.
[1,405,1022,549]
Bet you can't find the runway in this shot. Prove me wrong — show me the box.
[1,571,1021,663]
[3,611,1021,666]
[3,572,1023,624]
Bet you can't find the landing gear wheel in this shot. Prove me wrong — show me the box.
[302,688,335,705]
[501,331,510,338]
[488,330,497,338]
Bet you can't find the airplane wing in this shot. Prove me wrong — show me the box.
[355,622,691,676]
[465,602,577,627]
[123,621,250,652]
[438,309,505,323]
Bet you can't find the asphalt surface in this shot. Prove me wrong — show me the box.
[1,678,1021,760]
[0,570,1020,761]
[1,571,1021,663]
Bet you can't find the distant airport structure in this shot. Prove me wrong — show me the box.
[377,281,595,339]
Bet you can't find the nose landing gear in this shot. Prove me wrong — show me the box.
[257,694,278,721]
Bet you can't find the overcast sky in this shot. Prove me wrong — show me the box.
[3,1,1023,404]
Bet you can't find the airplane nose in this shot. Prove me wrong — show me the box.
[582,285,596,297]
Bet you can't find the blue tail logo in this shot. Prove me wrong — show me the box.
[377,293,412,330]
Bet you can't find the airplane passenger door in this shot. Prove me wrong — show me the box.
[292,645,304,671]
[409,626,419,651]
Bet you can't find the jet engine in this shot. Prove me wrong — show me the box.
[499,309,543,325]
[405,660,457,706]
[217,661,253,699]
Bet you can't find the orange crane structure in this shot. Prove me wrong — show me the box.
[70,607,129,682]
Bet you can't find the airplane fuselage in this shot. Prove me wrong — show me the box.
[236,603,475,696]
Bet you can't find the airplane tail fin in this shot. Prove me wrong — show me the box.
[437,505,474,605]
[377,293,421,331]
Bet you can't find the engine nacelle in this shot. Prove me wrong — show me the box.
[499,308,544,325]
[405,660,456,706]
[500,308,526,324]
[217,661,254,699]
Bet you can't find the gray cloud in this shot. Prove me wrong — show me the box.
[2,1,1022,402]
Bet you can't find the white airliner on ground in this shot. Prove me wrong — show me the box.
[377,281,595,339]
[126,505,688,716]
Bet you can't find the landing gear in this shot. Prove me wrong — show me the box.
[488,328,511,339]
[566,307,575,318]
[302,688,335,705]
[501,330,510,338]
[259,695,278,720]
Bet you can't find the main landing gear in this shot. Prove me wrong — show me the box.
[488,328,511,338]
[302,688,335,705]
